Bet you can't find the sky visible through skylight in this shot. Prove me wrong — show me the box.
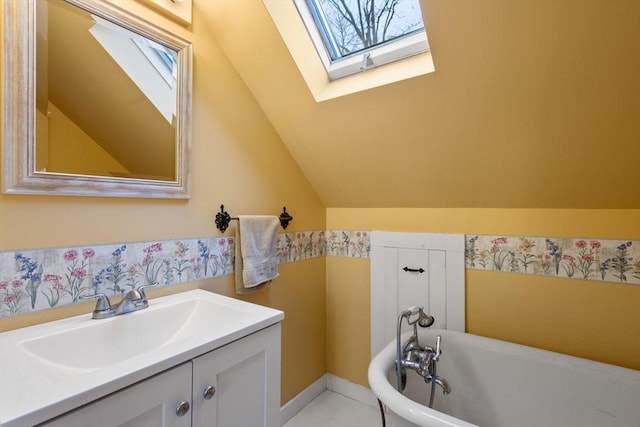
[311,0,425,61]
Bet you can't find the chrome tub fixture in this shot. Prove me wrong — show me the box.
[396,306,451,407]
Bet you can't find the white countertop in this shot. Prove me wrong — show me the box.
[0,289,284,427]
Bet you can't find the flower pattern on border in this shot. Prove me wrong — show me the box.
[0,231,338,318]
[1,231,637,319]
[0,238,234,318]
[276,230,327,264]
[465,235,640,285]
[324,230,370,258]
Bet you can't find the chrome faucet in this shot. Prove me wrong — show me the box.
[80,283,158,319]
[395,306,451,407]
[79,293,115,319]
[114,288,147,315]
[427,373,451,395]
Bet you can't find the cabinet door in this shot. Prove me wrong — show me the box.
[192,324,281,427]
[40,362,193,427]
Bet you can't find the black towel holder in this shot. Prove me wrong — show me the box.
[215,205,293,233]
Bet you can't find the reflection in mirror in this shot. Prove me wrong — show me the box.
[2,0,192,198]
[40,0,178,180]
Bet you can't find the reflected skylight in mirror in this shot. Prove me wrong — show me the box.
[89,15,177,123]
[134,38,178,88]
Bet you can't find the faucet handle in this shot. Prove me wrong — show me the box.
[79,293,115,319]
[137,282,159,301]
[80,293,112,310]
[433,335,442,361]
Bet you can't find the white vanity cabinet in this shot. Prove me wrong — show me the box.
[40,362,193,427]
[192,324,281,427]
[0,290,284,427]
[39,324,281,427]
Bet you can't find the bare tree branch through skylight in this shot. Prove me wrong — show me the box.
[312,0,424,60]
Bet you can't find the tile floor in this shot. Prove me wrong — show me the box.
[283,390,382,427]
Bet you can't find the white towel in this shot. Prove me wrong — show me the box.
[235,215,279,294]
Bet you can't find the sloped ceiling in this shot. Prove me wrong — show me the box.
[197,0,640,208]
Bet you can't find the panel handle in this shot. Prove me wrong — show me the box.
[175,400,190,417]
[403,266,425,273]
[203,385,216,400]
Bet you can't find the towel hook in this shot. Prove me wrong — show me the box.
[215,205,231,233]
[279,207,293,229]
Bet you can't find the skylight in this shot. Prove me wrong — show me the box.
[295,0,429,80]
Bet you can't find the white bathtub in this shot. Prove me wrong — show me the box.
[368,329,640,427]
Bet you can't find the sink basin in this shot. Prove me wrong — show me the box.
[20,297,246,370]
[0,289,283,427]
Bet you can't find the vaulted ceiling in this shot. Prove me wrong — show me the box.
[198,0,640,209]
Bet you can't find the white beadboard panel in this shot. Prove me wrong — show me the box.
[370,231,466,357]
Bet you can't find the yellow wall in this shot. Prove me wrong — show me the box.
[46,102,130,176]
[0,3,326,405]
[326,208,640,387]
[326,256,371,383]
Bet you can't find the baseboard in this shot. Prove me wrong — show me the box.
[280,373,378,425]
[280,374,328,425]
[326,374,378,408]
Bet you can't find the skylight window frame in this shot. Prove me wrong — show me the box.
[133,38,178,88]
[294,0,430,80]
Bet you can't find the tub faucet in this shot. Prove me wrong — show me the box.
[396,306,452,406]
[426,373,451,395]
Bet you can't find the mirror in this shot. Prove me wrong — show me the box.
[2,0,192,198]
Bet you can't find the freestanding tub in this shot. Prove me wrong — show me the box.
[368,329,640,427]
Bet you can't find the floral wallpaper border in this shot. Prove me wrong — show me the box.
[1,230,637,318]
[465,235,640,285]
[1,237,234,318]
[0,230,353,319]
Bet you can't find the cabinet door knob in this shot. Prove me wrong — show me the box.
[175,400,190,416]
[203,385,216,400]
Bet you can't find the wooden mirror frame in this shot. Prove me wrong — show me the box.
[1,0,192,199]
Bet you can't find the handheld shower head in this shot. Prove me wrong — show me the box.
[401,306,435,328]
[417,311,435,328]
